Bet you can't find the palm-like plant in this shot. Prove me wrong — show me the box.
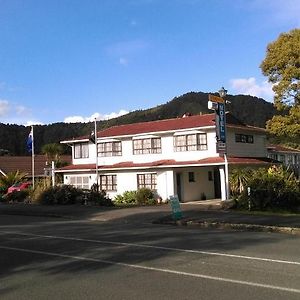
[229,168,253,196]
[0,170,28,192]
[41,143,63,164]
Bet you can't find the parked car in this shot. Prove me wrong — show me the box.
[7,182,32,194]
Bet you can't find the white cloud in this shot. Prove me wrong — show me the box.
[0,99,10,116]
[230,77,274,100]
[246,0,300,27]
[24,120,44,126]
[64,110,129,123]
[16,105,30,115]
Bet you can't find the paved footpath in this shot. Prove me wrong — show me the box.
[1,202,300,234]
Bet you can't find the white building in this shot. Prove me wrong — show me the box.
[267,144,300,177]
[56,113,273,202]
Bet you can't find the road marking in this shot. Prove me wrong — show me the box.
[2,231,300,266]
[0,245,299,294]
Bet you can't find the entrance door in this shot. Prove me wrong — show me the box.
[176,173,182,202]
[213,168,221,198]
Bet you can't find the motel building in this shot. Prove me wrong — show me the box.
[56,113,274,202]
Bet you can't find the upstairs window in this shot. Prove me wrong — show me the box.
[235,134,254,144]
[133,138,161,155]
[98,141,122,157]
[74,143,89,159]
[174,133,207,152]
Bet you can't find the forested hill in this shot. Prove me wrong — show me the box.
[0,92,276,155]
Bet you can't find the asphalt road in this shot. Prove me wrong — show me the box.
[0,214,300,300]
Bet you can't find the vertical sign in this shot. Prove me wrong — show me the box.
[217,102,226,142]
[169,195,182,220]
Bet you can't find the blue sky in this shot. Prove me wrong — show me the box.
[0,0,299,125]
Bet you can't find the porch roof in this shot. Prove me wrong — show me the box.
[56,156,276,173]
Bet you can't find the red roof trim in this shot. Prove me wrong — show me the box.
[57,156,275,172]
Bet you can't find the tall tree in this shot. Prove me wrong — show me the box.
[41,143,63,165]
[260,29,300,144]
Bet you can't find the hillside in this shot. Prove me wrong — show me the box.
[0,92,276,155]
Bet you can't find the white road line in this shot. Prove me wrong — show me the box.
[0,245,299,294]
[2,230,300,266]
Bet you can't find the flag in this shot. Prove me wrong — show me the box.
[89,130,96,144]
[26,128,33,153]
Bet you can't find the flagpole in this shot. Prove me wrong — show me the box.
[94,118,99,192]
[31,125,35,189]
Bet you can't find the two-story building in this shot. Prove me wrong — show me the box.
[267,144,300,178]
[56,113,273,202]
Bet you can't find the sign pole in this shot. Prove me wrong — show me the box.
[94,118,99,192]
[31,126,35,190]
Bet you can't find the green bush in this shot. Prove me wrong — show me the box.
[236,166,300,211]
[2,190,29,203]
[0,186,7,195]
[37,185,83,205]
[87,190,114,206]
[136,188,155,205]
[114,190,137,204]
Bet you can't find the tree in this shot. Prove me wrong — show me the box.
[0,170,28,192]
[260,28,300,109]
[41,143,63,165]
[260,29,300,143]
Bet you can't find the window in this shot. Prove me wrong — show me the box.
[235,134,254,144]
[188,172,195,182]
[133,138,161,154]
[268,153,278,161]
[137,173,157,190]
[98,141,122,157]
[174,133,207,152]
[100,175,117,191]
[74,143,89,158]
[69,176,89,189]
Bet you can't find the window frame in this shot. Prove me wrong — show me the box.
[174,133,207,152]
[98,141,122,157]
[235,134,254,144]
[133,138,161,155]
[74,143,89,159]
[137,173,157,190]
[99,174,117,192]
[69,176,89,189]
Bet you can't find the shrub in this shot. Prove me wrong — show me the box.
[3,190,29,203]
[37,185,83,205]
[114,190,137,205]
[87,190,114,206]
[236,166,300,211]
[136,188,155,205]
[30,178,52,204]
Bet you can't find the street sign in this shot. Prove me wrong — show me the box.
[216,141,226,154]
[209,94,224,103]
[169,195,182,220]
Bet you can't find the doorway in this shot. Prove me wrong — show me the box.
[176,173,183,202]
[213,168,221,198]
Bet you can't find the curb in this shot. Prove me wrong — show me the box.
[154,218,300,235]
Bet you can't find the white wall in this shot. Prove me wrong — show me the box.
[178,167,215,202]
[72,128,219,166]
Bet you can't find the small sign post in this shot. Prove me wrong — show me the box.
[169,195,183,220]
